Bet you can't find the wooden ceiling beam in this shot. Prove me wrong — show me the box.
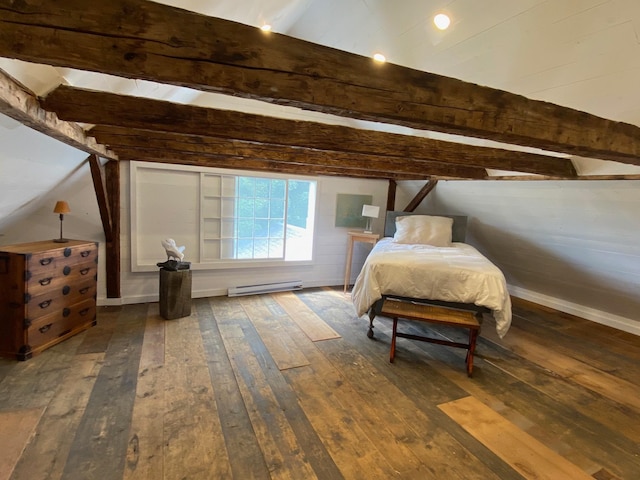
[44,87,574,177]
[116,149,430,181]
[1,0,638,164]
[0,69,116,160]
[90,127,488,180]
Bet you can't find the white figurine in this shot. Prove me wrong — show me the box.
[161,238,185,261]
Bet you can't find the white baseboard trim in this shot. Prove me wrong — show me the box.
[97,288,228,307]
[508,285,640,336]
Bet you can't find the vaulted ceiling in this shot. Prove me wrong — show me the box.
[1,0,640,180]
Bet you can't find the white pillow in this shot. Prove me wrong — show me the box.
[393,215,453,247]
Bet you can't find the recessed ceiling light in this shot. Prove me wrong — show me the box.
[373,53,386,63]
[433,13,451,30]
[260,24,272,32]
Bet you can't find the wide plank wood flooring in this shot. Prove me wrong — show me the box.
[1,288,639,479]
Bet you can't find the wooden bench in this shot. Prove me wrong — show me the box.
[380,299,482,377]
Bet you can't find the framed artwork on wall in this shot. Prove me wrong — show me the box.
[335,193,373,228]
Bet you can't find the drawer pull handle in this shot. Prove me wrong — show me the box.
[79,308,90,316]
[38,299,52,309]
[63,308,71,317]
[79,287,90,294]
[40,257,53,266]
[80,250,91,257]
[39,323,53,334]
[80,268,90,275]
[39,277,52,286]
[63,266,71,275]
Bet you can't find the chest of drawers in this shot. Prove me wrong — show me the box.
[0,239,98,360]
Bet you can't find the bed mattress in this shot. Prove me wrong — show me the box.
[351,238,512,337]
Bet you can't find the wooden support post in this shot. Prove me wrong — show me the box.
[105,160,121,298]
[403,179,438,212]
[386,179,397,212]
[88,155,113,243]
[159,269,192,320]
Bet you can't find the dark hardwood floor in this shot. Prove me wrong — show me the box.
[1,288,639,479]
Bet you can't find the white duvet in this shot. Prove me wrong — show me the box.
[351,238,512,338]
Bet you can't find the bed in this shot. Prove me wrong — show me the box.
[351,211,512,339]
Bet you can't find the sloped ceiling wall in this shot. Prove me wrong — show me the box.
[0,113,90,230]
[398,179,640,334]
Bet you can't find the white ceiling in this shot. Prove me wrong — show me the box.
[158,0,640,125]
[2,0,640,176]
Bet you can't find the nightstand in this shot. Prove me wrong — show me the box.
[344,231,379,292]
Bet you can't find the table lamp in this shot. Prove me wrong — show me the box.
[53,201,71,243]
[361,204,379,233]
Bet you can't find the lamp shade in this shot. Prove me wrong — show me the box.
[361,204,380,218]
[53,201,71,214]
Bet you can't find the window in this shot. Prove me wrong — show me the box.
[204,176,316,261]
[234,176,286,260]
[131,162,317,270]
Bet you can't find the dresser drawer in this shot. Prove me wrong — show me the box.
[25,244,97,278]
[25,280,97,323]
[27,298,96,349]
[26,260,98,298]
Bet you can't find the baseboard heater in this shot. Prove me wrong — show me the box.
[227,280,303,297]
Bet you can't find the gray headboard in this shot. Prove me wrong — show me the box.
[384,211,468,243]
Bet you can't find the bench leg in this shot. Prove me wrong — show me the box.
[466,328,479,377]
[390,317,398,363]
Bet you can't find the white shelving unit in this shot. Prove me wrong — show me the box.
[200,173,237,261]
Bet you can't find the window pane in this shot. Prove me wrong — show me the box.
[238,177,255,197]
[238,197,254,217]
[287,181,310,228]
[255,178,270,197]
[271,179,286,198]
[269,219,284,238]
[237,239,253,259]
[270,198,284,218]
[253,238,269,259]
[238,218,253,237]
[254,219,269,238]
[285,180,315,261]
[254,197,269,217]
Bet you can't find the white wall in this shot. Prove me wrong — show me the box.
[397,180,640,335]
[117,161,388,304]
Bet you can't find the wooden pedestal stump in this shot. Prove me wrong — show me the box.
[159,269,192,320]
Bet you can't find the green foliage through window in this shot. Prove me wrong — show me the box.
[221,175,315,261]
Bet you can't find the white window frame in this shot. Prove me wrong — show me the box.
[130,161,317,272]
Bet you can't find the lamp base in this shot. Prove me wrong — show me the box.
[364,217,373,234]
[53,238,69,243]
